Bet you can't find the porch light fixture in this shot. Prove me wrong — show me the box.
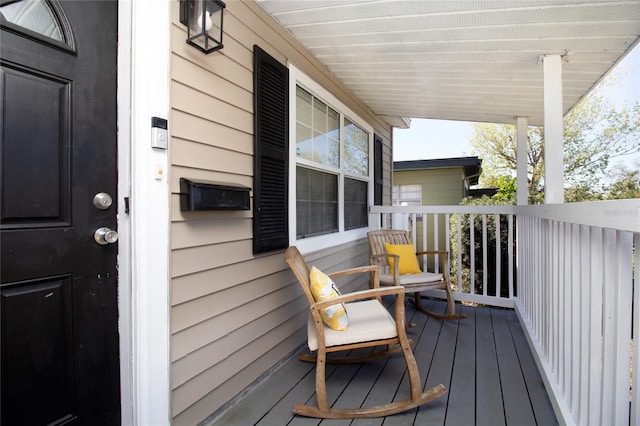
[179,0,226,54]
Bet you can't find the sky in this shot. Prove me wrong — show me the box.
[392,43,640,163]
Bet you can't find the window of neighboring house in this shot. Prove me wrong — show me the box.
[290,65,373,248]
[392,184,422,206]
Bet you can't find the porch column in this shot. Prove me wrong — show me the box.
[128,0,171,425]
[516,116,529,205]
[542,54,564,204]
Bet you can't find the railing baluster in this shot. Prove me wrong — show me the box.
[493,214,500,297]
[551,220,559,377]
[445,213,451,286]
[561,222,570,396]
[631,233,640,426]
[422,213,428,269]
[482,214,488,296]
[610,230,632,425]
[508,214,513,299]
[410,213,417,241]
[456,213,463,294]
[433,213,439,272]
[570,223,580,418]
[470,214,475,295]
[588,228,603,425]
[601,229,616,424]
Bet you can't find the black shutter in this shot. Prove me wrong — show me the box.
[253,45,289,254]
[374,134,383,205]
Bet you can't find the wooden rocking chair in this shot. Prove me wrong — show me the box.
[285,246,446,419]
[367,229,465,320]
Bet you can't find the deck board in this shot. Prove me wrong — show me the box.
[210,299,557,426]
[506,310,558,425]
[475,306,506,426]
[444,304,476,426]
[493,308,537,426]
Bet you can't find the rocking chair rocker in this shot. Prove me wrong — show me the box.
[285,246,446,419]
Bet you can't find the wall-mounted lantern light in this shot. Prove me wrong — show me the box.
[179,0,226,54]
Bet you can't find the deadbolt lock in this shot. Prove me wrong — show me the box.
[93,192,113,210]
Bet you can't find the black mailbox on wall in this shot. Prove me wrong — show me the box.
[180,178,250,211]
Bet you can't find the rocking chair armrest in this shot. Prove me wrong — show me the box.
[328,264,383,292]
[369,253,394,265]
[310,286,405,311]
[327,265,380,279]
[414,250,450,278]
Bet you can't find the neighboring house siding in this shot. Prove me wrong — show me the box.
[393,168,466,260]
[169,2,393,424]
[394,168,466,205]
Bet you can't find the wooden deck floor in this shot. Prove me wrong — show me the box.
[210,299,558,426]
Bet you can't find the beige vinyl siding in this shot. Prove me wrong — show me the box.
[169,1,394,424]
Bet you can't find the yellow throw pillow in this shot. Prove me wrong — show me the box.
[384,243,422,275]
[309,266,349,331]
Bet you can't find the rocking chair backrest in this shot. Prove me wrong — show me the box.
[285,246,316,306]
[367,229,413,268]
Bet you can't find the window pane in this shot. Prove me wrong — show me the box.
[296,87,313,161]
[344,118,368,176]
[296,85,339,168]
[296,123,312,159]
[297,167,338,238]
[313,98,328,133]
[392,184,422,206]
[344,178,368,230]
[0,0,64,42]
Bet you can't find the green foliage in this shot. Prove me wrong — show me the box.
[481,175,517,204]
[606,162,640,199]
[470,94,640,202]
[450,196,515,297]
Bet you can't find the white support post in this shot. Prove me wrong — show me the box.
[516,116,529,205]
[543,55,565,204]
[128,1,171,425]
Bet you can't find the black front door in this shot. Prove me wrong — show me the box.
[1,1,120,424]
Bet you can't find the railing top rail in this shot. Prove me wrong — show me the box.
[371,199,640,233]
[514,199,640,233]
[370,205,516,215]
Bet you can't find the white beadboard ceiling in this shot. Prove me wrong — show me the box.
[256,0,640,127]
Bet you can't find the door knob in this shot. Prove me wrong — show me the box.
[93,192,113,210]
[94,227,118,245]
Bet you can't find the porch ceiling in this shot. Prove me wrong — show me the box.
[256,0,640,127]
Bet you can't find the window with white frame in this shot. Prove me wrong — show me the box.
[392,184,422,206]
[291,66,372,243]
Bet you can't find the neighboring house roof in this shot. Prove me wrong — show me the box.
[257,1,640,127]
[394,156,483,186]
[469,187,500,198]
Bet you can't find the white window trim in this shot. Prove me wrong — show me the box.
[288,64,374,253]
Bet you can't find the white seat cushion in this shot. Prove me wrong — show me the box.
[307,299,397,352]
[379,272,442,285]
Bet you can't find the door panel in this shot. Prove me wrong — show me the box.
[1,276,75,426]
[0,1,120,424]
[1,65,71,225]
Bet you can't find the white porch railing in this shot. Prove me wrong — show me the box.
[370,205,517,308]
[370,199,640,426]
